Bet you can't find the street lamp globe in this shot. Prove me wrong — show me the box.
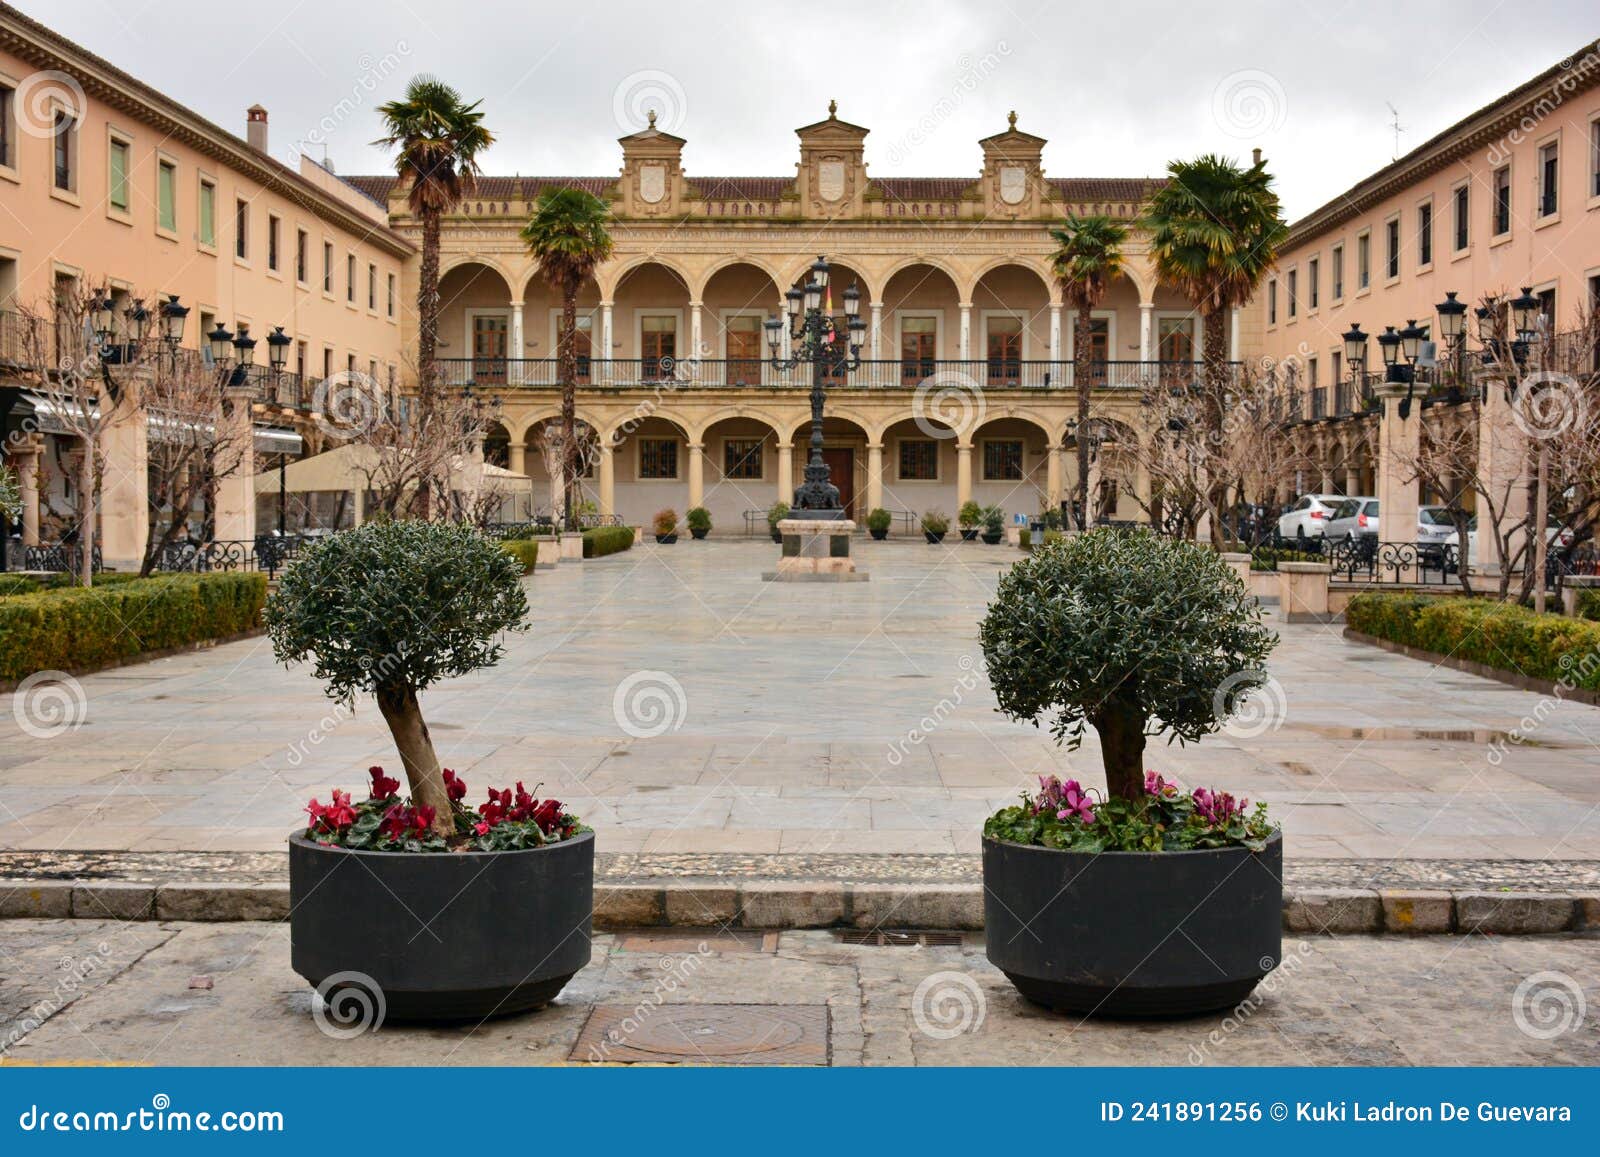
[1435,291,1467,342]
[159,295,189,346]
[1341,323,1368,371]
[207,322,234,364]
[1377,325,1401,367]
[266,325,292,372]
[1509,286,1540,340]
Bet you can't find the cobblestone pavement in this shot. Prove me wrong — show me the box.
[3,540,1599,861]
[1,920,1596,1066]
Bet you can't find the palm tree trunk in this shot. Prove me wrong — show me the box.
[375,683,454,838]
[560,277,579,532]
[415,208,441,520]
[1074,304,1092,531]
[1202,306,1230,546]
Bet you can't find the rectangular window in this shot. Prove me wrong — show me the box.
[158,160,179,233]
[1330,245,1343,300]
[198,177,215,246]
[267,214,280,271]
[108,137,130,212]
[1307,257,1319,310]
[641,315,677,378]
[1493,165,1511,235]
[0,83,13,168]
[1417,202,1432,266]
[982,440,1024,482]
[1287,269,1297,318]
[235,198,249,258]
[53,110,75,190]
[1384,218,1400,279]
[1308,356,1318,388]
[386,273,396,317]
[723,439,763,480]
[322,242,333,292]
[1538,142,1558,217]
[639,438,679,480]
[901,316,937,382]
[1267,279,1277,325]
[368,263,377,310]
[1157,317,1194,362]
[346,254,356,302]
[898,439,938,481]
[296,229,308,282]
[1592,119,1600,198]
[1357,232,1370,290]
[1454,185,1470,250]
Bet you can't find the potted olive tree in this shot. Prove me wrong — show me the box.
[979,528,1279,1016]
[267,520,593,1021]
[652,508,679,544]
[686,506,712,540]
[921,509,949,544]
[866,507,892,541]
[957,500,983,542]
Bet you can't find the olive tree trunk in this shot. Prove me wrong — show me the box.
[375,683,454,837]
[1091,698,1147,803]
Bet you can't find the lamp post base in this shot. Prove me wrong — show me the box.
[763,518,869,582]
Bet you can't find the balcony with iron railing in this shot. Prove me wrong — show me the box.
[435,357,1235,392]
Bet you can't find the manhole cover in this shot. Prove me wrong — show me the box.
[570,1004,827,1065]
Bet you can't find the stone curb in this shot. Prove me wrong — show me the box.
[3,879,1597,934]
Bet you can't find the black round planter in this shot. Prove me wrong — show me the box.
[983,832,1282,1017]
[690,527,709,540]
[981,532,1003,545]
[960,528,980,541]
[769,528,783,542]
[869,527,888,540]
[289,831,594,1022]
[654,533,678,544]
[924,530,946,544]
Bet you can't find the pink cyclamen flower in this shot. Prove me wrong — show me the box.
[1056,779,1095,824]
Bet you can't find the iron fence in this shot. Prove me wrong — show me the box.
[155,535,309,578]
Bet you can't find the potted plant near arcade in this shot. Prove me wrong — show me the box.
[958,500,984,542]
[979,528,1279,1016]
[652,508,679,544]
[866,507,892,541]
[267,520,593,1021]
[921,509,949,544]
[686,505,712,540]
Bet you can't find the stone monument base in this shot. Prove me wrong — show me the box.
[763,518,869,582]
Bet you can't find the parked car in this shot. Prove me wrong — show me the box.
[1441,516,1573,561]
[1324,497,1379,543]
[1277,494,1344,542]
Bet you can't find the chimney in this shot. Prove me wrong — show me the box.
[1252,147,1263,166]
[246,105,269,153]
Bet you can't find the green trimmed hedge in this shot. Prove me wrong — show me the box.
[0,572,267,682]
[1577,589,1600,623]
[499,539,539,574]
[1346,592,1600,691]
[0,572,146,597]
[582,526,635,558]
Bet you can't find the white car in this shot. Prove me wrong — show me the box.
[1324,497,1379,543]
[1277,494,1344,542]
[1441,516,1574,560]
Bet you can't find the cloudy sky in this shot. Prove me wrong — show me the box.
[23,0,1600,219]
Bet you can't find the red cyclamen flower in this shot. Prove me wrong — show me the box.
[368,766,401,800]
[442,768,467,802]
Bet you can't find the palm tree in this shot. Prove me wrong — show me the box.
[1050,214,1129,529]
[520,187,614,530]
[375,76,494,412]
[1143,153,1288,541]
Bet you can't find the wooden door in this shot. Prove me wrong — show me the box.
[901,319,937,384]
[821,448,855,519]
[641,317,676,380]
[473,315,507,384]
[726,317,763,384]
[987,318,1022,385]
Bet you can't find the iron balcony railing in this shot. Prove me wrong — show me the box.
[436,357,1236,391]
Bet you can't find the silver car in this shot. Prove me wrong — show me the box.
[1277,494,1344,542]
[1324,497,1379,543]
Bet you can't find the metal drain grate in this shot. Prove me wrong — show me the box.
[836,929,964,947]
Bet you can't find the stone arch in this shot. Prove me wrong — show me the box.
[878,256,967,302]
[439,255,517,295]
[687,405,788,444]
[596,253,694,300]
[785,407,887,445]
[967,256,1055,302]
[691,255,788,302]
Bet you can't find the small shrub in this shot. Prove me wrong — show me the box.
[958,500,984,529]
[0,575,41,597]
[1018,528,1032,549]
[982,505,1005,535]
[1577,589,1600,623]
[921,509,950,535]
[499,539,539,574]
[767,501,790,529]
[686,506,712,532]
[0,573,267,682]
[1042,529,1065,546]
[652,508,678,536]
[866,507,892,533]
[582,526,635,558]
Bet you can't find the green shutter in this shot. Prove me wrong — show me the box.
[158,163,176,232]
[198,181,214,245]
[109,142,128,210]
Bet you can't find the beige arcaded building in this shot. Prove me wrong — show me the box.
[345,107,1248,530]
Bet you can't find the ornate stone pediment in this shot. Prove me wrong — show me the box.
[617,110,687,217]
[795,101,868,217]
[979,111,1047,219]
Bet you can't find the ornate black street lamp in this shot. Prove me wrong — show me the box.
[764,255,866,517]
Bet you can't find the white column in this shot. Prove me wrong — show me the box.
[1139,302,1154,363]
[510,302,525,363]
[1375,380,1422,573]
[213,386,257,544]
[1229,307,1241,362]
[687,441,705,509]
[97,396,149,572]
[956,443,973,510]
[869,302,883,361]
[866,443,884,513]
[958,304,972,362]
[351,486,365,528]
[1048,304,1061,363]
[14,439,41,546]
[689,300,704,363]
[507,442,527,476]
[1475,382,1529,573]
[1046,445,1064,508]
[777,442,793,499]
[598,442,616,520]
[600,302,614,384]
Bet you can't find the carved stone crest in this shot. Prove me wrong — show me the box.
[639,164,667,204]
[818,160,846,203]
[999,165,1027,205]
